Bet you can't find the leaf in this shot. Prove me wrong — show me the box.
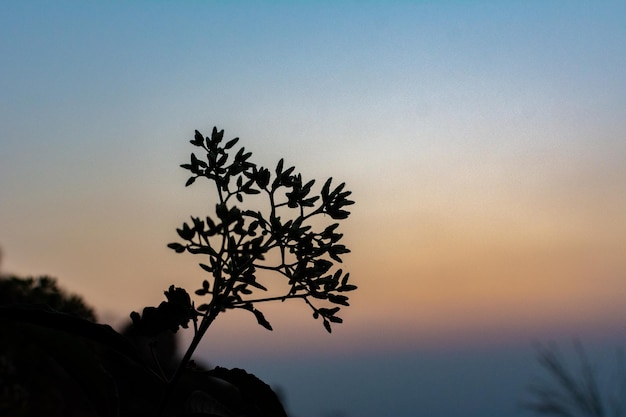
[257,168,270,188]
[329,209,350,220]
[329,244,350,262]
[211,126,224,144]
[243,187,260,195]
[303,179,315,192]
[332,269,343,282]
[191,130,204,146]
[341,272,350,286]
[338,284,358,292]
[224,137,240,149]
[185,176,196,187]
[167,242,186,253]
[199,263,213,273]
[313,259,333,275]
[301,196,319,207]
[187,246,213,255]
[319,306,340,316]
[321,177,333,198]
[217,153,228,167]
[323,319,332,333]
[321,223,340,239]
[328,294,350,306]
[177,223,195,240]
[309,292,328,299]
[133,287,196,335]
[165,286,193,310]
[246,279,268,291]
[281,166,295,178]
[275,158,284,175]
[252,308,273,331]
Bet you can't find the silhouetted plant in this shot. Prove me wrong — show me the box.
[130,127,357,412]
[525,343,626,417]
[0,126,356,417]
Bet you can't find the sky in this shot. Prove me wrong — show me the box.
[1,1,626,416]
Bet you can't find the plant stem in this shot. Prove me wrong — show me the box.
[156,306,219,416]
[232,293,307,306]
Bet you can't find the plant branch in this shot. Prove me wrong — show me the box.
[231,293,308,306]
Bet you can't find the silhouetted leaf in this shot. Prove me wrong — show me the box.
[238,287,252,295]
[341,272,350,286]
[211,127,224,144]
[191,130,204,146]
[321,177,333,200]
[224,137,239,149]
[177,223,195,240]
[323,320,332,333]
[187,246,213,255]
[319,307,340,316]
[252,308,272,331]
[275,158,284,176]
[167,242,186,253]
[132,286,196,336]
[246,279,267,291]
[328,294,349,306]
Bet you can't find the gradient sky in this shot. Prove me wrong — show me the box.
[1,1,626,416]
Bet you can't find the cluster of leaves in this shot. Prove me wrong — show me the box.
[154,127,357,334]
[130,286,196,337]
[123,126,357,415]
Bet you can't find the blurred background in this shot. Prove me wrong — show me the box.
[1,1,625,416]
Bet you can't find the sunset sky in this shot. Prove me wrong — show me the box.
[1,1,625,416]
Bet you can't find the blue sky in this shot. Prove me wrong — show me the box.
[2,1,626,416]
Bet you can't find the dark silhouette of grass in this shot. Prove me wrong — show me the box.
[525,342,626,417]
